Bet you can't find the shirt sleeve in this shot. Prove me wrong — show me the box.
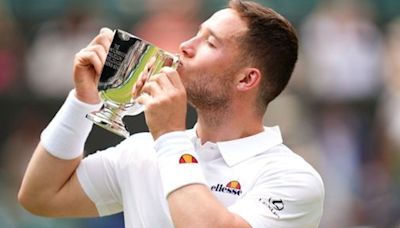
[228,166,324,228]
[76,142,125,216]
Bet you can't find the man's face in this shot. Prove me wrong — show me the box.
[178,9,248,110]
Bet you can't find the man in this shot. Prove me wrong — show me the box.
[19,0,324,227]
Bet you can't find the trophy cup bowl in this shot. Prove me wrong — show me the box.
[86,29,179,138]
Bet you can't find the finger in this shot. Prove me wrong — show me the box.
[89,33,111,48]
[88,29,113,52]
[132,72,147,97]
[136,92,152,106]
[76,48,103,75]
[100,27,114,39]
[84,44,108,66]
[160,67,184,89]
[154,72,174,91]
[141,80,163,97]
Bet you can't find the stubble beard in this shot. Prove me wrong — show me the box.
[184,71,234,126]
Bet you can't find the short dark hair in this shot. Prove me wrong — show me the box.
[229,0,298,113]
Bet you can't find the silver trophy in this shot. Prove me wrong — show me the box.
[86,29,179,138]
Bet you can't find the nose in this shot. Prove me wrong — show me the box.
[179,37,196,58]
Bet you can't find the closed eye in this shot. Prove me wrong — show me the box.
[207,40,216,48]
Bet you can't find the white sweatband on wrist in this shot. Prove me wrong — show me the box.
[154,131,207,197]
[40,89,103,160]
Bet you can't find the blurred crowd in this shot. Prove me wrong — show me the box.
[0,0,399,227]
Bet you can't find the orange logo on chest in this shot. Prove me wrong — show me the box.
[179,154,199,164]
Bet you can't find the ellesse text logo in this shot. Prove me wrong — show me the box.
[211,180,242,196]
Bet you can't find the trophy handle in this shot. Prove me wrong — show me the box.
[170,54,180,69]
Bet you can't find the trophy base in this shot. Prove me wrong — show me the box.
[86,111,130,138]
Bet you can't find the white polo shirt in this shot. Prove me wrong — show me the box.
[77,126,324,228]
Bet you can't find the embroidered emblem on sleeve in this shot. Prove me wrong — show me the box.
[259,197,285,218]
[179,154,199,164]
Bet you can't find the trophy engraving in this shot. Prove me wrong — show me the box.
[86,29,179,138]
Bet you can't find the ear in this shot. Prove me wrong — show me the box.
[236,68,261,91]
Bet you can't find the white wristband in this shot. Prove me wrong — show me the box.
[154,131,207,197]
[40,90,103,160]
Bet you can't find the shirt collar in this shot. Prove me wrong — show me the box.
[186,126,283,167]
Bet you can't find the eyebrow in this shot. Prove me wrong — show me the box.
[199,24,223,43]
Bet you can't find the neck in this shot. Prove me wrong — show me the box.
[195,104,264,144]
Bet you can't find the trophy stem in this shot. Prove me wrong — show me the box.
[86,101,130,138]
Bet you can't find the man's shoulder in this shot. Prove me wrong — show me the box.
[125,132,154,144]
[123,129,195,145]
[245,145,324,227]
[93,132,155,161]
[117,132,154,148]
[257,143,324,194]
[261,144,316,169]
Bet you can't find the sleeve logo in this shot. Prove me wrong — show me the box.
[179,154,198,164]
[259,197,285,218]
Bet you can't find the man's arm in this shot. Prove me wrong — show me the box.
[18,28,114,217]
[18,144,98,217]
[168,184,251,228]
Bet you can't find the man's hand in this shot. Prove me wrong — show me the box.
[136,67,187,140]
[73,27,113,104]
